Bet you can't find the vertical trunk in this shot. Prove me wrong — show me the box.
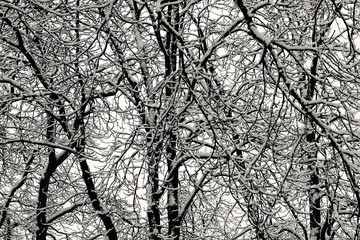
[147,137,162,240]
[306,54,321,240]
[36,113,57,240]
[36,162,54,240]
[164,3,180,239]
[305,4,341,237]
[127,2,162,238]
[307,131,321,240]
[166,129,179,240]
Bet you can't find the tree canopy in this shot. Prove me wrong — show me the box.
[1,0,360,239]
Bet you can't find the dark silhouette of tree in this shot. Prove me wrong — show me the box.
[1,0,360,239]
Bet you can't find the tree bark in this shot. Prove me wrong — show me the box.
[164,3,180,239]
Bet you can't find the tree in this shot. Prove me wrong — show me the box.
[1,0,360,239]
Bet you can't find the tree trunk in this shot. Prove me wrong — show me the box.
[306,52,321,240]
[164,3,180,239]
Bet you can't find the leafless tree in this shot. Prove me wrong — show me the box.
[1,0,360,239]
